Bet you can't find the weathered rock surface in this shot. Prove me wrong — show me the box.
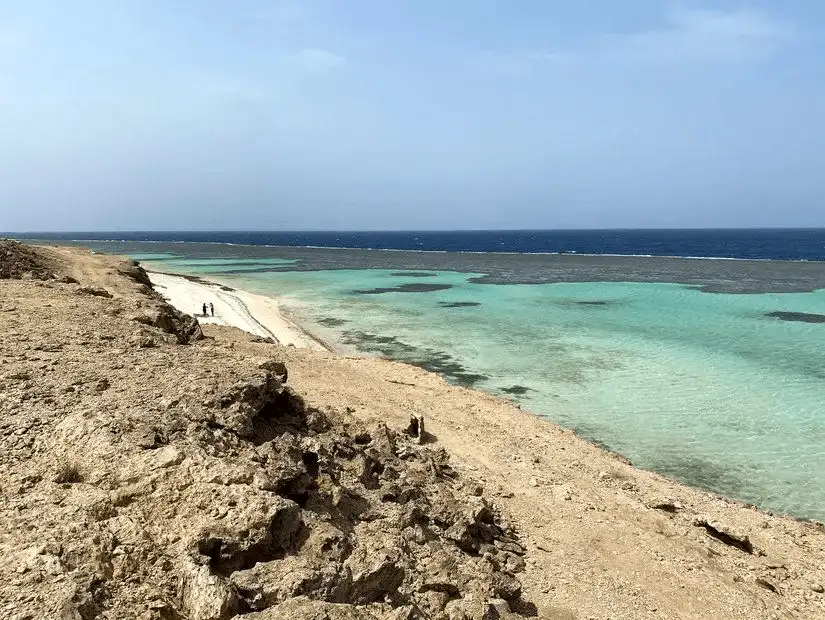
[0,238,57,279]
[0,244,530,619]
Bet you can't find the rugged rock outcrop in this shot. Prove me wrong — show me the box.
[0,238,57,279]
[132,305,204,344]
[176,369,531,619]
[0,246,530,619]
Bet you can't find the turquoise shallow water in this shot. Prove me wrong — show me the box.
[135,251,825,520]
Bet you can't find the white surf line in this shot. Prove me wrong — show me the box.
[214,286,278,341]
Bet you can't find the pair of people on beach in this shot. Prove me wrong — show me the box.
[202,302,214,317]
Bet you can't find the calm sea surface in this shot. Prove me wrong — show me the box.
[15,230,825,520]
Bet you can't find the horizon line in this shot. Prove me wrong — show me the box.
[6,226,825,235]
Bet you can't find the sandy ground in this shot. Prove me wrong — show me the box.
[147,271,327,351]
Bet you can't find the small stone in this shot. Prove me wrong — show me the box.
[468,484,484,496]
[149,446,183,469]
[258,360,288,383]
[812,583,824,593]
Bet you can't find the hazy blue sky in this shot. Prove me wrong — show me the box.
[2,1,823,230]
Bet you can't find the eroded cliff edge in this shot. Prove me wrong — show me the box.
[0,242,532,619]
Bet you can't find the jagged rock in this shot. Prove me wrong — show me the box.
[405,415,426,444]
[0,239,55,279]
[231,555,343,610]
[480,598,523,620]
[344,542,407,605]
[77,286,113,298]
[134,425,162,449]
[137,335,157,348]
[62,577,110,620]
[243,598,390,619]
[256,433,314,499]
[179,559,241,620]
[211,371,295,438]
[132,305,203,344]
[146,445,184,469]
[259,360,288,383]
[230,520,350,608]
[440,496,502,555]
[694,519,754,554]
[118,260,154,287]
[192,496,304,576]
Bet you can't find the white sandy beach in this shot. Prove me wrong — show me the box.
[147,271,328,351]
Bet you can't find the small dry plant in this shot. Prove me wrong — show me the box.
[54,462,83,484]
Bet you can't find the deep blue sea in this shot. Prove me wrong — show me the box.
[12,228,825,261]
[9,229,825,520]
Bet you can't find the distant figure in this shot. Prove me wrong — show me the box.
[202,302,207,316]
[209,302,214,317]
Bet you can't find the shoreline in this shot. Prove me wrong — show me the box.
[147,267,824,523]
[146,270,332,352]
[4,240,825,617]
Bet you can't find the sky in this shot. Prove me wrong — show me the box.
[1,0,824,231]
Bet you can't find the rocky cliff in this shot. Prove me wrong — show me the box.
[0,241,532,619]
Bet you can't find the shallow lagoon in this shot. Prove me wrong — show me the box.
[102,243,825,520]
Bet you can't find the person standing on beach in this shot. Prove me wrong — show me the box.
[210,302,214,317]
[202,302,207,316]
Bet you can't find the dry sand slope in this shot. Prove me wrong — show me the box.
[1,240,824,620]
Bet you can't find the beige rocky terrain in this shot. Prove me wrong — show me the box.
[1,241,824,620]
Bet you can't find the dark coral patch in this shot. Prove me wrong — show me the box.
[317,317,349,327]
[438,302,481,308]
[501,385,532,395]
[341,331,488,388]
[353,283,452,295]
[766,311,825,324]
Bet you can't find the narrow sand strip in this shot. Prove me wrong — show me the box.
[147,271,328,351]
